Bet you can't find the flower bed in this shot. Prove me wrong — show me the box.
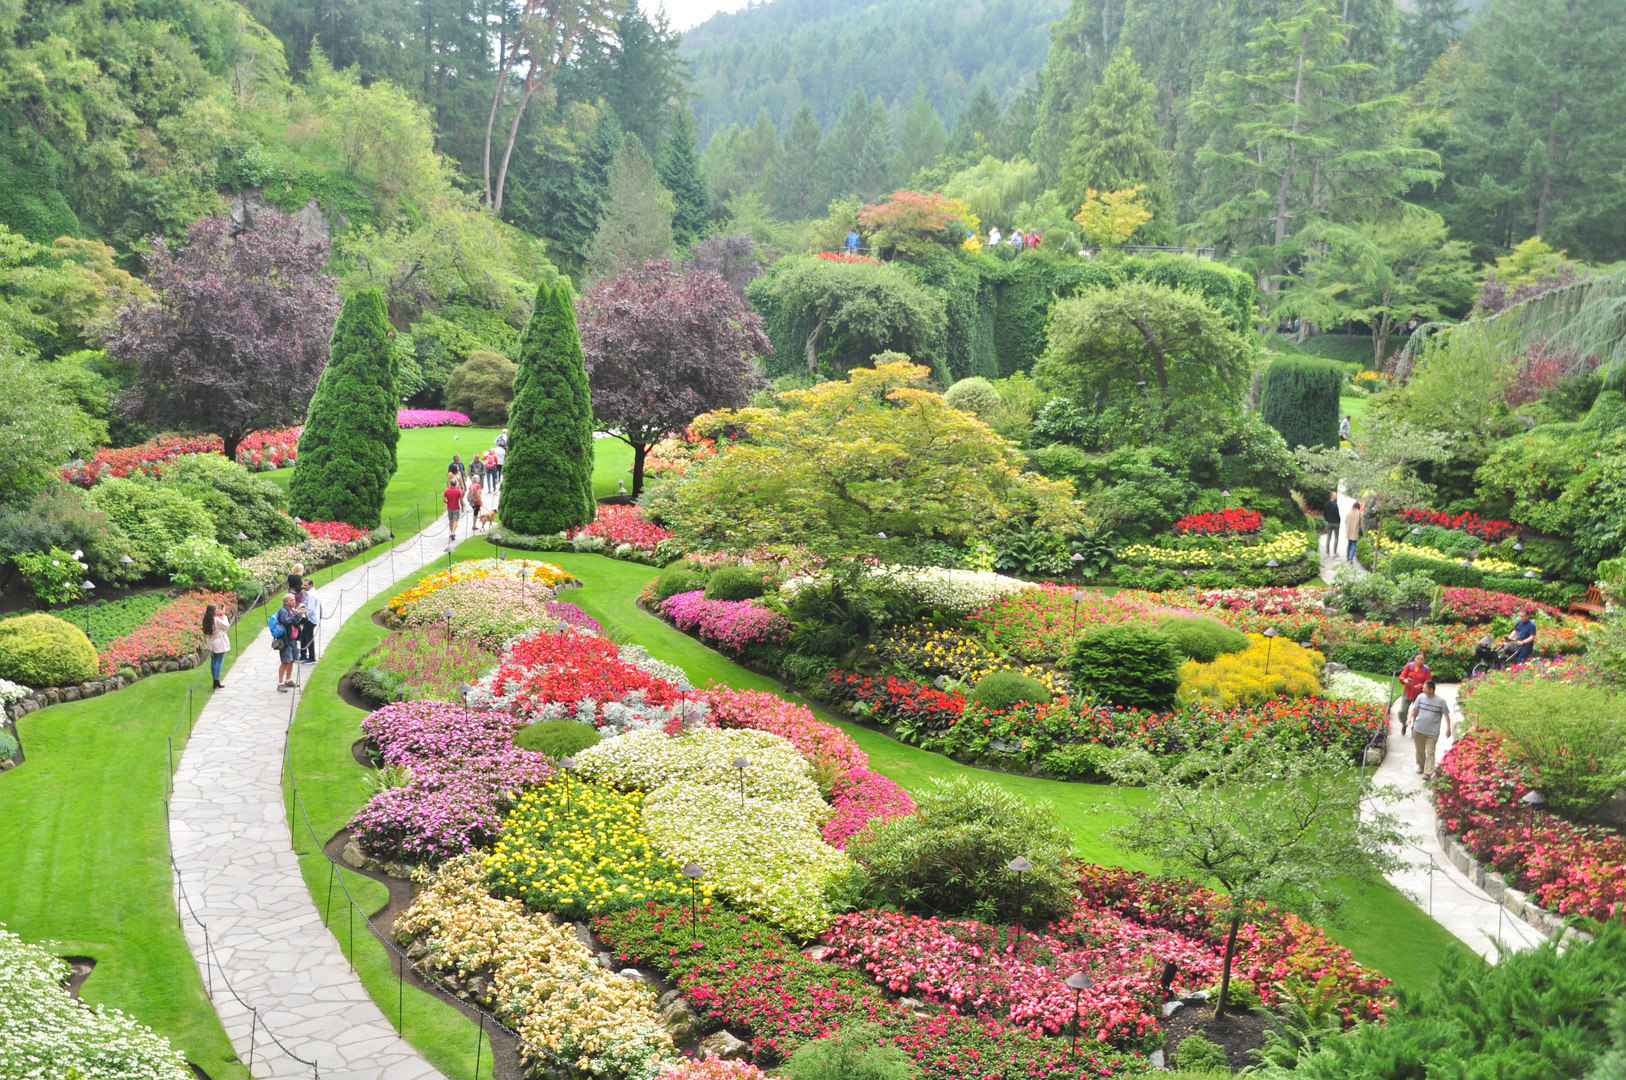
[1176,633,1325,708]
[387,559,576,615]
[387,559,575,648]
[1183,586,1326,616]
[658,591,791,655]
[822,769,916,849]
[700,686,867,786]
[474,629,702,735]
[351,701,556,861]
[61,434,223,486]
[236,426,300,471]
[241,532,377,595]
[0,926,191,1080]
[820,670,966,732]
[1398,508,1517,542]
[963,585,1150,662]
[397,857,672,1077]
[782,565,1029,619]
[1437,587,1562,624]
[397,409,471,428]
[575,729,822,812]
[1307,619,1586,682]
[299,520,371,544]
[868,620,1068,691]
[545,601,602,635]
[1380,540,1530,576]
[1172,508,1263,536]
[569,505,674,557]
[351,628,496,706]
[97,590,236,676]
[1116,531,1314,571]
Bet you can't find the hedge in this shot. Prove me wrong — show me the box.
[1261,356,1342,450]
[0,613,98,687]
[1379,551,1580,605]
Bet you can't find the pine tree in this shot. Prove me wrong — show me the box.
[287,288,399,529]
[1059,50,1171,238]
[770,103,823,219]
[585,143,675,282]
[498,280,596,535]
[950,82,1003,158]
[660,108,710,249]
[895,87,948,180]
[1030,0,1117,183]
[821,91,894,204]
[596,0,684,156]
[1397,0,1467,87]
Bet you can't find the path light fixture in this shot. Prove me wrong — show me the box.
[1461,559,1473,568]
[1065,972,1093,1053]
[682,862,705,933]
[80,579,95,634]
[1221,489,1230,499]
[877,532,887,539]
[732,757,750,810]
[119,554,134,565]
[1513,542,1524,552]
[558,756,577,811]
[1265,559,1279,568]
[1412,527,1424,536]
[456,681,473,728]
[1007,856,1033,927]
[977,545,989,553]
[1520,790,1546,806]
[443,608,457,633]
[1262,626,1279,674]
[236,532,249,541]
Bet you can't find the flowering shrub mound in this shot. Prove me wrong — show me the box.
[352,629,495,706]
[820,908,1217,1044]
[61,434,223,486]
[701,686,867,787]
[1176,633,1325,708]
[486,779,703,920]
[397,857,672,1077]
[783,565,1029,619]
[659,591,790,655]
[1182,586,1326,616]
[475,629,703,735]
[1173,508,1263,536]
[299,520,371,544]
[397,409,471,428]
[351,701,556,861]
[575,729,821,811]
[1116,531,1314,571]
[388,559,575,648]
[569,505,674,556]
[658,1062,766,1080]
[815,251,882,265]
[0,925,191,1080]
[1075,866,1391,1022]
[545,601,602,635]
[823,769,916,849]
[821,670,965,731]
[1434,727,1626,920]
[236,426,300,471]
[1381,540,1530,576]
[388,558,575,614]
[1437,587,1562,624]
[869,620,1067,690]
[98,590,236,675]
[1398,508,1517,542]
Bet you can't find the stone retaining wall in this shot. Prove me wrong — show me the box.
[2,648,206,723]
[1434,819,1594,946]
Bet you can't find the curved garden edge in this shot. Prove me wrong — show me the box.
[1433,818,1597,947]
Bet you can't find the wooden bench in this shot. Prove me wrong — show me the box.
[1569,584,1607,618]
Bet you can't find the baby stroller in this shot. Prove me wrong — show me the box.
[1470,636,1520,678]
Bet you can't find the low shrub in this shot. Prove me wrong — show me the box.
[1174,1034,1228,1073]
[943,376,1001,415]
[1176,633,1324,709]
[1159,616,1250,663]
[705,565,772,601]
[512,719,603,758]
[843,775,1074,925]
[1065,625,1183,711]
[656,565,706,602]
[780,1025,919,1080]
[1461,675,1626,817]
[13,546,85,606]
[167,535,252,593]
[0,613,98,686]
[967,669,1053,709]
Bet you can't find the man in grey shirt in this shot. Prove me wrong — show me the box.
[1407,679,1453,779]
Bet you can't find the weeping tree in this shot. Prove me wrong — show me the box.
[288,288,399,528]
[499,279,596,534]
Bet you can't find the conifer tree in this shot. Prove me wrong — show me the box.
[288,288,399,529]
[950,82,1004,158]
[1059,50,1171,240]
[498,280,596,535]
[895,87,948,181]
[585,143,675,281]
[770,103,824,219]
[660,109,710,249]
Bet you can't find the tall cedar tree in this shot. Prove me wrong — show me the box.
[895,87,948,181]
[770,104,823,219]
[111,210,340,462]
[579,260,768,497]
[500,280,596,534]
[660,110,711,249]
[584,143,675,282]
[950,82,1004,158]
[821,91,894,206]
[1059,50,1171,240]
[287,288,399,528]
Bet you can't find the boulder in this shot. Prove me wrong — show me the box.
[659,996,704,1043]
[658,990,684,1010]
[800,945,830,961]
[341,839,367,869]
[697,1031,749,1061]
[62,687,79,703]
[598,952,615,969]
[1321,662,1350,676]
[1162,1000,1183,1018]
[79,682,101,698]
[567,922,594,949]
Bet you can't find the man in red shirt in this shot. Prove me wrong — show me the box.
[444,482,464,541]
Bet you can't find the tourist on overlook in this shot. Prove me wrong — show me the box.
[203,603,230,690]
[845,228,861,254]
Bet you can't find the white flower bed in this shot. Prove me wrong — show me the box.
[0,926,191,1080]
[781,565,1029,618]
[617,645,691,689]
[1324,671,1390,707]
[0,678,30,706]
[575,730,825,819]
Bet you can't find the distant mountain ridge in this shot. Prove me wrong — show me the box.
[679,0,1065,144]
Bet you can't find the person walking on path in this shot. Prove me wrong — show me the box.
[467,479,484,531]
[299,578,322,663]
[1340,414,1352,442]
[444,479,465,541]
[1321,492,1342,556]
[492,443,506,489]
[1343,500,1364,563]
[273,593,300,692]
[285,563,305,602]
[1398,652,1430,735]
[203,603,231,689]
[448,453,467,484]
[1408,680,1452,778]
[1513,608,1538,663]
[469,453,485,490]
[496,427,509,448]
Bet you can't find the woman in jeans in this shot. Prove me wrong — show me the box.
[203,603,231,689]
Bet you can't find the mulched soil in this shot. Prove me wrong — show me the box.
[1160,1002,1272,1072]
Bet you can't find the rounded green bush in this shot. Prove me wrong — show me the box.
[513,720,603,758]
[1159,616,1250,663]
[968,669,1053,709]
[1064,625,1182,711]
[943,376,1001,416]
[1173,1033,1230,1074]
[0,613,98,687]
[656,565,706,602]
[704,566,771,602]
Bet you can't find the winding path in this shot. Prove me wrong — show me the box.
[168,511,474,1079]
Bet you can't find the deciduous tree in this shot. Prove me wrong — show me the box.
[110,210,340,462]
[578,260,768,497]
[687,232,763,303]
[747,255,945,376]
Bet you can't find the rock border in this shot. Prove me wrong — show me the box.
[3,646,209,725]
[1433,818,1595,946]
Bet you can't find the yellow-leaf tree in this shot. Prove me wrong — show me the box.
[1073,186,1154,249]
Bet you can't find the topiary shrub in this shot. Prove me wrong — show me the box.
[0,613,98,687]
[704,565,771,601]
[943,376,1001,416]
[1159,616,1250,663]
[1260,356,1342,450]
[1064,625,1182,711]
[655,565,705,602]
[1173,1033,1229,1074]
[499,280,596,535]
[443,350,518,426]
[968,669,1053,709]
[513,720,604,758]
[288,288,400,529]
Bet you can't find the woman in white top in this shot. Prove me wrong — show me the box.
[203,603,231,689]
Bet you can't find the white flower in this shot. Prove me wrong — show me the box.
[0,678,30,706]
[782,564,1029,618]
[1324,671,1389,706]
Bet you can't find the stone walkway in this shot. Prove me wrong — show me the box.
[1370,683,1546,960]
[168,500,488,1079]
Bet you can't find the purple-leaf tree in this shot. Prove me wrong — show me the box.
[687,232,764,304]
[110,210,341,461]
[578,259,769,497]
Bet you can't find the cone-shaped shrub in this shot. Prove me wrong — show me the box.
[288,288,400,528]
[499,280,596,534]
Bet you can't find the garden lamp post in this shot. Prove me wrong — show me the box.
[80,579,95,635]
[682,862,704,935]
[1521,790,1545,807]
[1065,971,1093,1053]
[236,531,248,542]
[732,757,750,811]
[1262,626,1278,674]
[519,566,530,601]
[1007,856,1033,929]
[558,756,577,812]
[1070,551,1084,578]
[457,681,473,730]
[443,608,457,636]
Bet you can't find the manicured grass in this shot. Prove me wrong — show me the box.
[538,552,1479,995]
[0,664,248,1080]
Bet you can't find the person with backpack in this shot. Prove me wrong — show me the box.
[466,478,484,531]
[469,453,486,491]
[272,593,301,691]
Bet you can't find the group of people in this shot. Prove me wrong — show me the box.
[444,429,508,541]
[1320,491,1370,564]
[984,227,1042,251]
[197,564,325,694]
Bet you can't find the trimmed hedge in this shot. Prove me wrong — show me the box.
[1159,616,1250,663]
[967,670,1053,709]
[703,566,770,601]
[288,288,400,528]
[1261,356,1342,450]
[513,720,603,758]
[1064,625,1183,711]
[499,281,597,535]
[656,565,705,601]
[1381,551,1578,605]
[0,613,98,687]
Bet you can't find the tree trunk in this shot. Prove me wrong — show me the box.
[805,313,829,374]
[492,80,542,215]
[631,440,649,499]
[1214,913,1241,1020]
[223,433,242,464]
